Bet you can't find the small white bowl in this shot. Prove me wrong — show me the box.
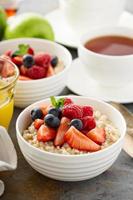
[16,96,126,181]
[0,38,72,108]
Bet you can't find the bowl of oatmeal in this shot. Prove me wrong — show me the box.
[16,96,126,181]
[0,38,72,108]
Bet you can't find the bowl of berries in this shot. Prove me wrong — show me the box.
[0,38,72,108]
[16,96,126,181]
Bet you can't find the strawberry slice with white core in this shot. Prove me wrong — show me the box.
[64,126,101,152]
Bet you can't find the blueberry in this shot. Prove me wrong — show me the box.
[48,108,62,118]
[51,56,58,67]
[70,119,83,131]
[31,108,43,121]
[44,114,60,129]
[23,54,34,68]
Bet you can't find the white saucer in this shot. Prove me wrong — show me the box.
[67,58,133,103]
[45,9,133,48]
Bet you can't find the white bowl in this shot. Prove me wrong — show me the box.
[0,38,72,108]
[16,96,126,181]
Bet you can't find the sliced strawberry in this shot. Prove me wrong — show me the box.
[54,117,70,146]
[20,65,28,75]
[37,124,56,142]
[64,98,73,105]
[12,56,23,66]
[65,126,100,152]
[34,119,44,129]
[19,75,32,81]
[86,127,106,145]
[4,50,12,57]
[28,47,34,55]
[46,65,55,77]
[82,116,96,131]
[62,104,83,120]
[1,63,14,78]
[82,105,93,117]
[40,104,52,116]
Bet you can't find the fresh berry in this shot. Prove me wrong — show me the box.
[20,65,28,75]
[34,119,44,129]
[62,104,83,119]
[48,107,62,118]
[86,127,106,145]
[31,108,43,121]
[51,56,58,67]
[44,114,60,129]
[1,64,14,78]
[70,119,83,131]
[19,75,32,80]
[37,124,56,142]
[34,53,51,68]
[4,50,12,57]
[12,56,23,66]
[23,54,34,68]
[64,126,100,152]
[82,105,93,117]
[64,98,73,105]
[82,116,96,131]
[54,117,70,146]
[46,65,55,77]
[28,47,34,55]
[27,65,47,79]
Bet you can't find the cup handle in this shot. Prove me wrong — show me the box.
[0,126,17,171]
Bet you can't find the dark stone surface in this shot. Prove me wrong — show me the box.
[0,0,133,199]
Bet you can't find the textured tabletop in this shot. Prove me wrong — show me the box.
[0,1,133,200]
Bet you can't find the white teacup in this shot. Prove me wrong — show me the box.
[78,26,133,88]
[59,0,126,36]
[0,126,17,196]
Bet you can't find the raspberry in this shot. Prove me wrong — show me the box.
[34,53,51,68]
[82,116,96,131]
[27,65,47,79]
[82,106,93,117]
[62,104,83,119]
[28,47,34,55]
[64,98,73,105]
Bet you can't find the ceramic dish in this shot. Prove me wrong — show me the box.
[0,38,72,108]
[45,10,133,48]
[16,96,126,181]
[67,58,133,103]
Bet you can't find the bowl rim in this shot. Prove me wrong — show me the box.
[0,38,72,83]
[16,96,126,158]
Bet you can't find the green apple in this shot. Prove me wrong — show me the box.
[5,13,54,41]
[0,6,7,40]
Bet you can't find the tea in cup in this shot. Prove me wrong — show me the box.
[78,26,133,87]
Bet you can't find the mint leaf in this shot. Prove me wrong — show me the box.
[13,44,29,56]
[50,96,65,108]
[50,96,57,107]
[56,98,64,108]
